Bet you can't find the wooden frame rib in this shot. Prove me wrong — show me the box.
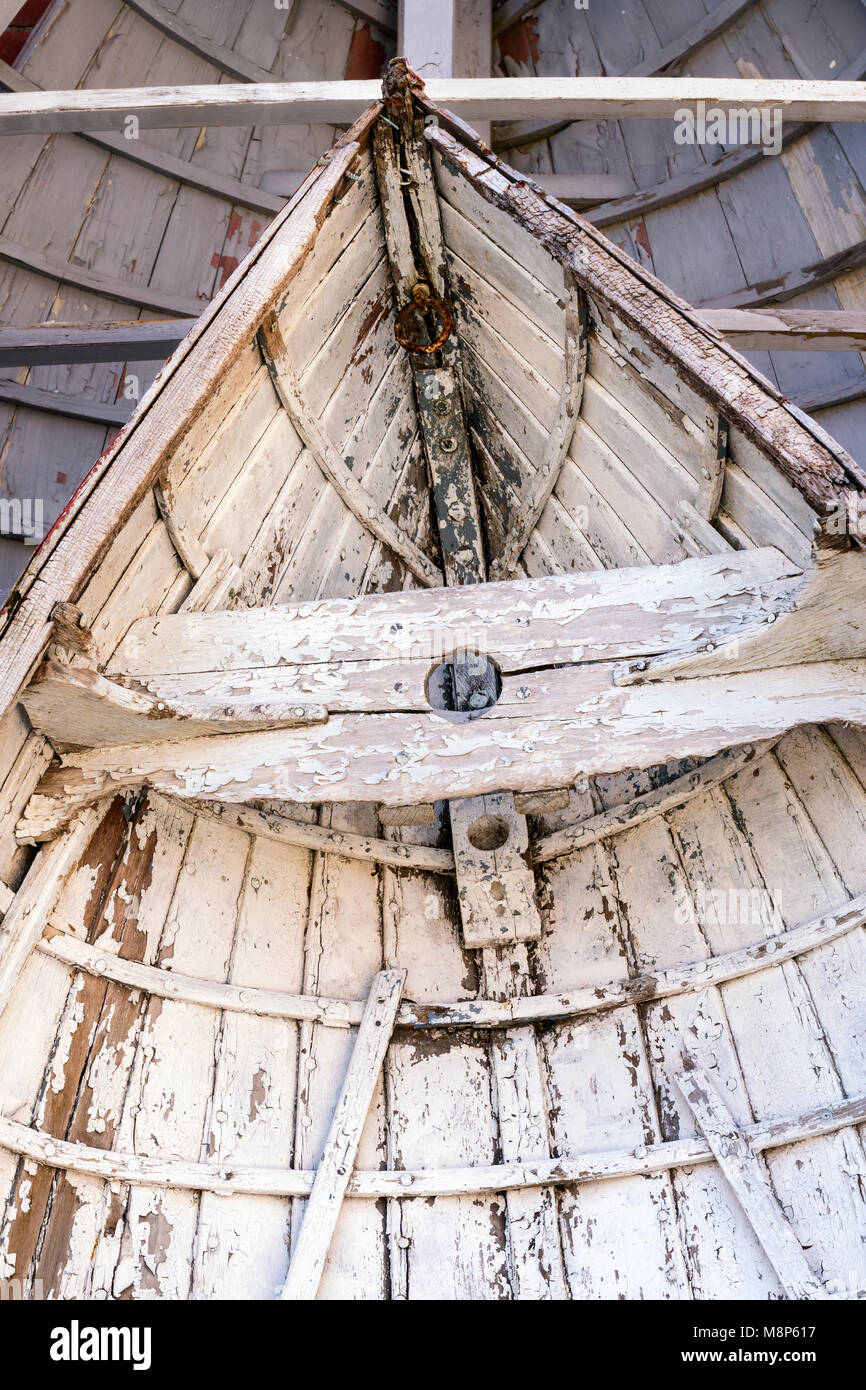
[532,743,771,862]
[0,233,206,317]
[0,1091,862,1205]
[37,888,866,1029]
[0,805,108,1022]
[489,288,587,579]
[0,380,129,427]
[257,314,443,587]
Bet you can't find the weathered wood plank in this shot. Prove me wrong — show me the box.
[36,886,866,1031]
[0,320,195,368]
[618,549,866,684]
[281,968,405,1300]
[19,658,866,834]
[0,380,130,426]
[21,658,329,747]
[0,1089,863,1201]
[110,549,801,677]
[450,793,541,947]
[677,1066,827,1299]
[700,307,866,350]
[0,806,108,1020]
[2,78,866,136]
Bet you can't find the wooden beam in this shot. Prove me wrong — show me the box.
[19,658,866,837]
[0,1087,862,1203]
[108,549,801,681]
[701,239,866,311]
[20,658,329,747]
[0,319,194,367]
[677,1067,827,1300]
[2,78,865,136]
[41,879,864,1030]
[415,366,486,585]
[617,548,866,684]
[281,969,405,1300]
[0,59,285,216]
[699,307,866,350]
[0,233,204,316]
[0,379,130,426]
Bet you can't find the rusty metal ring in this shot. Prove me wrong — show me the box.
[394,283,452,354]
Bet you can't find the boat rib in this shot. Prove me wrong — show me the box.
[36,889,866,1028]
[0,1090,862,1203]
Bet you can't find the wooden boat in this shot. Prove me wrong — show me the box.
[0,57,865,1302]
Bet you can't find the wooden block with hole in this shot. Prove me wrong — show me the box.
[448,792,542,948]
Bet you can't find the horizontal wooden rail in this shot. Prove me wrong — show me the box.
[37,889,866,1029]
[1,78,865,135]
[0,319,195,367]
[0,1091,862,1202]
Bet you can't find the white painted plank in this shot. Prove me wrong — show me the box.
[678,1066,827,1299]
[282,969,405,1300]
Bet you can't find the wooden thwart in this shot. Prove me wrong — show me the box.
[19,658,866,839]
[677,1067,828,1300]
[109,549,802,679]
[617,548,866,684]
[281,969,405,1301]
[21,660,328,748]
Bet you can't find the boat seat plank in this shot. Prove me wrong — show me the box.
[108,549,801,678]
[18,657,866,839]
